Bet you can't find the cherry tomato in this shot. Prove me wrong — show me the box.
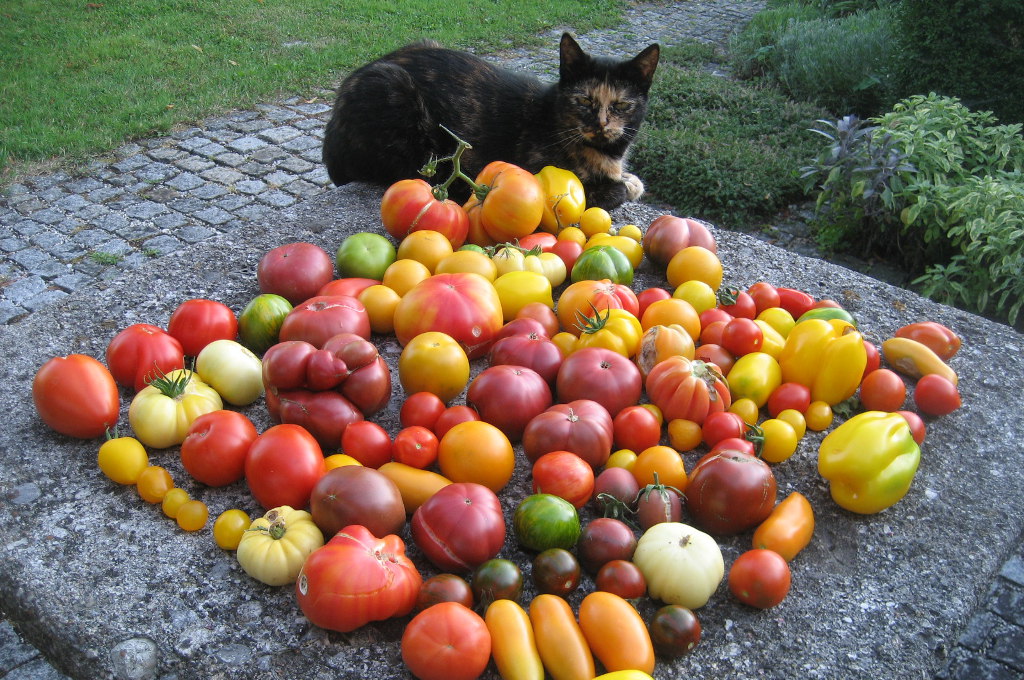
[759,418,799,463]
[897,410,927,444]
[717,287,756,319]
[694,343,735,375]
[595,559,646,599]
[136,465,174,504]
[213,509,250,550]
[612,405,662,453]
[471,558,523,607]
[775,287,815,319]
[433,405,480,440]
[666,418,702,452]
[515,301,560,337]
[721,318,763,356]
[747,282,781,315]
[859,368,907,412]
[532,548,581,597]
[728,549,791,608]
[577,517,637,573]
[636,287,672,318]
[766,382,811,418]
[631,446,687,491]
[649,604,702,657]
[106,324,186,392]
[161,488,190,518]
[97,435,149,485]
[398,330,471,404]
[415,574,474,612]
[340,420,393,468]
[392,426,440,469]
[913,374,962,416]
[176,499,209,531]
[400,391,447,430]
[804,400,834,431]
[701,411,747,448]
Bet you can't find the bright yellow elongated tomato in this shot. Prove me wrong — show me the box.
[578,591,655,674]
[485,599,544,680]
[727,352,782,408]
[529,594,594,680]
[377,461,452,513]
[129,369,223,449]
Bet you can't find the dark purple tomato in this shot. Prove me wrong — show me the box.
[576,517,637,574]
[531,548,581,597]
[471,558,523,607]
[649,604,702,657]
[595,559,646,600]
[415,574,474,612]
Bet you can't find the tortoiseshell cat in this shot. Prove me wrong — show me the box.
[322,33,659,210]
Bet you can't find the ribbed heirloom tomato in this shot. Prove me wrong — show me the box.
[393,273,504,360]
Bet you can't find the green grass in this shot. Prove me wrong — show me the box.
[0,0,623,180]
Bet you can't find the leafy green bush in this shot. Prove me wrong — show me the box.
[894,0,1024,125]
[632,47,828,229]
[728,3,820,79]
[801,93,1024,325]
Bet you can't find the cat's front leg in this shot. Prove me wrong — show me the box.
[621,172,645,202]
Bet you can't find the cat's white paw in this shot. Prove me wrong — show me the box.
[622,172,645,201]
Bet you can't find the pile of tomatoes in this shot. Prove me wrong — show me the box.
[30,157,966,680]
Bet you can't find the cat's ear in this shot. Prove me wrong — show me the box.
[559,32,590,81]
[630,43,660,89]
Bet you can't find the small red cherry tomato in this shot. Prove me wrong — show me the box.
[392,426,440,469]
[728,548,791,609]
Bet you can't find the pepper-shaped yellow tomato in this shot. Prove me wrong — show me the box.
[573,307,642,358]
[584,233,644,270]
[777,319,866,405]
[726,351,782,408]
[818,411,921,514]
[535,166,586,232]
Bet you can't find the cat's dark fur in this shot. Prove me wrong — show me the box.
[322,33,659,210]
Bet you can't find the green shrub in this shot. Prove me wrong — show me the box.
[894,0,1024,125]
[633,49,828,229]
[728,3,821,79]
[801,93,1024,325]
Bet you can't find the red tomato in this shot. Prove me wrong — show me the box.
[862,340,882,379]
[309,465,406,538]
[467,365,554,441]
[531,451,595,509]
[710,436,757,456]
[775,287,815,319]
[297,525,422,632]
[106,323,185,392]
[717,288,756,319]
[522,399,614,468]
[340,420,393,468]
[245,424,326,510]
[686,450,776,535]
[380,178,470,248]
[720,318,763,356]
[913,374,962,416]
[595,559,647,600]
[897,410,927,444]
[645,356,732,425]
[556,347,643,418]
[518,231,558,251]
[433,405,480,440]
[747,282,780,315]
[415,574,474,612]
[411,482,506,572]
[167,299,238,357]
[401,392,447,430]
[642,215,717,266]
[613,405,662,453]
[859,368,907,412]
[493,317,550,342]
[577,518,637,573]
[548,239,584,274]
[701,411,747,448]
[392,426,439,469]
[699,320,727,346]
[515,301,560,337]
[637,287,672,318]
[278,295,371,347]
[257,241,335,306]
[694,344,735,375]
[767,382,812,417]
[180,410,258,486]
[728,549,791,608]
[487,333,564,386]
[32,354,120,439]
[317,277,381,298]
[393,273,504,360]
[264,387,364,452]
[401,602,491,680]
[698,307,733,331]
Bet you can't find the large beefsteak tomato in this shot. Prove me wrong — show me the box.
[393,273,504,360]
[556,347,643,417]
[106,323,186,392]
[466,365,553,442]
[521,399,614,468]
[645,356,732,425]
[411,482,506,573]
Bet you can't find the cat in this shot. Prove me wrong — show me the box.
[321,33,659,211]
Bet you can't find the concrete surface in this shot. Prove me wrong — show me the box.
[1,182,1023,680]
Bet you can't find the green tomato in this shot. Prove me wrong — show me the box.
[571,245,634,285]
[513,493,581,552]
[238,293,292,355]
[336,232,397,280]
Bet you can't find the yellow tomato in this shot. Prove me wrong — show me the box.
[382,258,431,296]
[585,233,643,269]
[558,226,587,246]
[397,229,454,273]
[760,418,799,463]
[398,331,471,404]
[161,488,190,519]
[324,453,364,470]
[805,400,834,432]
[632,445,687,491]
[97,435,149,485]
[666,246,723,291]
[672,279,717,314]
[617,224,643,242]
[640,298,701,341]
[435,249,498,281]
[776,408,807,439]
[176,499,209,531]
[640,403,664,425]
[757,307,796,339]
[492,270,554,322]
[551,331,578,356]
[358,284,401,334]
[728,397,761,426]
[605,449,638,470]
[213,509,251,550]
[579,206,612,237]
[136,465,174,504]
[666,419,702,452]
[755,319,786,358]
[437,420,515,492]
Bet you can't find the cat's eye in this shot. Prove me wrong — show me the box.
[612,101,634,113]
[575,95,594,108]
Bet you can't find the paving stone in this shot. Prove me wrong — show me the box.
[93,212,131,232]
[200,166,246,185]
[214,194,255,212]
[300,148,323,164]
[277,156,316,174]
[233,203,273,222]
[22,287,71,312]
[119,219,165,241]
[134,162,179,183]
[193,206,234,225]
[147,146,187,162]
[305,167,332,186]
[259,126,302,144]
[2,183,31,198]
[207,129,243,144]
[1,235,29,252]
[227,110,261,122]
[141,234,185,256]
[189,184,229,200]
[0,299,26,325]
[124,201,170,220]
[28,172,70,190]
[38,186,68,203]
[233,179,267,195]
[257,190,297,208]
[27,208,65,225]
[194,142,230,158]
[167,197,210,214]
[263,170,297,187]
[165,172,206,192]
[989,627,1024,670]
[293,117,325,131]
[53,194,91,214]
[71,228,117,249]
[291,102,333,115]
[111,155,150,173]
[228,119,274,133]
[2,274,47,304]
[74,203,110,221]
[236,161,274,177]
[86,185,125,204]
[11,219,45,237]
[283,179,323,198]
[251,146,289,163]
[212,152,248,168]
[174,156,217,173]
[1000,557,1024,587]
[992,584,1024,625]
[49,272,92,293]
[281,136,320,153]
[228,136,268,153]
[152,212,189,231]
[949,655,1022,680]
[63,177,105,194]
[178,224,221,243]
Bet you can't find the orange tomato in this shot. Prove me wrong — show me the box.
[640,298,700,340]
[578,591,655,674]
[324,453,363,470]
[397,229,454,273]
[631,445,687,491]
[666,246,723,291]
[382,259,431,296]
[377,462,451,513]
[358,284,401,334]
[666,418,702,452]
[136,465,174,504]
[556,279,639,336]
[437,421,515,493]
[752,491,815,561]
[728,397,761,426]
[529,594,595,680]
[485,599,545,680]
[435,249,498,281]
[635,323,695,380]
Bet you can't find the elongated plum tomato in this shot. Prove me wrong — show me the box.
[33,354,120,439]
